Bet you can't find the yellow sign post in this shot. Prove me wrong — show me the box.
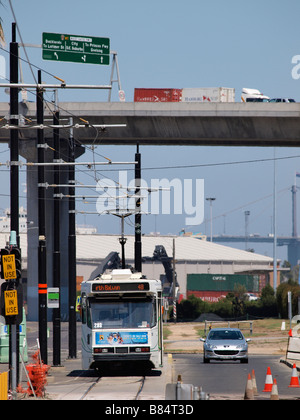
[4,289,18,316]
[2,254,16,280]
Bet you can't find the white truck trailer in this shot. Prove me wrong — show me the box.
[181,87,235,103]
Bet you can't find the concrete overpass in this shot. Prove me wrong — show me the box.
[212,235,300,266]
[2,100,300,319]
[1,101,300,146]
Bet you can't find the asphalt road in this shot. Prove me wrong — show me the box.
[172,354,300,400]
[24,322,300,400]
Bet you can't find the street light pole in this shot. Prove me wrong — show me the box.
[206,198,216,242]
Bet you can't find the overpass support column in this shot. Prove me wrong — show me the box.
[287,239,300,267]
[20,138,85,321]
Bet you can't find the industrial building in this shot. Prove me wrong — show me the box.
[75,234,275,299]
[0,232,276,319]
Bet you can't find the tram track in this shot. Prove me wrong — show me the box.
[79,376,101,400]
[77,374,147,400]
[134,376,146,400]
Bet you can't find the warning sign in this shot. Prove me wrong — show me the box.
[4,290,18,316]
[2,254,16,280]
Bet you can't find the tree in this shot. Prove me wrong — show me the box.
[261,284,276,306]
[276,280,300,318]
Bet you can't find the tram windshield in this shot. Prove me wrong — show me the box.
[88,297,157,329]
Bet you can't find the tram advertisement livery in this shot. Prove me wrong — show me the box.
[95,331,148,345]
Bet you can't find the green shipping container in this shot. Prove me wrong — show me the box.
[0,307,28,363]
[187,274,259,293]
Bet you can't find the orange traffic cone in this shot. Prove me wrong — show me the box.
[289,329,293,337]
[262,367,273,392]
[270,378,279,400]
[251,369,258,396]
[244,373,254,400]
[288,364,300,388]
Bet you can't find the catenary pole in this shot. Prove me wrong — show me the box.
[37,69,48,364]
[134,144,142,272]
[52,105,61,366]
[68,118,77,359]
[9,22,20,396]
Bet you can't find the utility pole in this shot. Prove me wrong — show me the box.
[37,69,48,364]
[172,238,177,323]
[206,197,216,242]
[119,215,127,269]
[52,102,61,366]
[134,144,142,272]
[68,118,77,359]
[9,22,20,396]
[244,211,250,250]
[292,182,297,238]
[273,148,277,292]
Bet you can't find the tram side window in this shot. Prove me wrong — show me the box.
[81,294,86,324]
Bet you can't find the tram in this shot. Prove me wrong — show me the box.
[80,269,163,371]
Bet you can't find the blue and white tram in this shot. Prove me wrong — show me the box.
[81,269,163,371]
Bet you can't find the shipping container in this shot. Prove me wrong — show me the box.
[187,274,259,293]
[187,290,228,302]
[181,87,235,103]
[134,88,182,102]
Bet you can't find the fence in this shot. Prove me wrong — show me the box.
[204,320,253,336]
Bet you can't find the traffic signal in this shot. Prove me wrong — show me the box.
[10,247,21,279]
[0,248,10,280]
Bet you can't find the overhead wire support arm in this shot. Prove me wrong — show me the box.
[39,183,170,191]
[7,160,138,167]
[0,123,127,130]
[0,82,112,90]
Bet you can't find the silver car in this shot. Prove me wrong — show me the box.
[200,328,250,364]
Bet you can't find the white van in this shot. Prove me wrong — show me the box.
[241,88,270,102]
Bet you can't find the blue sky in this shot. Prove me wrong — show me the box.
[1,0,300,261]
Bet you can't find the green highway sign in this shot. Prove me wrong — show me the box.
[42,32,110,65]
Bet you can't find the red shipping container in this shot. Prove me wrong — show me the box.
[134,88,182,102]
[187,290,228,303]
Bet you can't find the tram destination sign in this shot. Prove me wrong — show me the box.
[92,282,150,293]
[42,32,110,65]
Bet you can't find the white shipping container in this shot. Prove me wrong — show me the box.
[181,87,235,103]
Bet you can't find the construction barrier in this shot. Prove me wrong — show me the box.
[165,375,209,400]
[0,371,8,400]
[25,351,50,397]
[286,336,300,361]
[17,349,50,398]
[0,309,28,363]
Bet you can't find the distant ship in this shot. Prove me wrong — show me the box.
[0,207,97,234]
[0,206,28,232]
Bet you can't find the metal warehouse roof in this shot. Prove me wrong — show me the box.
[0,233,274,265]
[75,234,274,263]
